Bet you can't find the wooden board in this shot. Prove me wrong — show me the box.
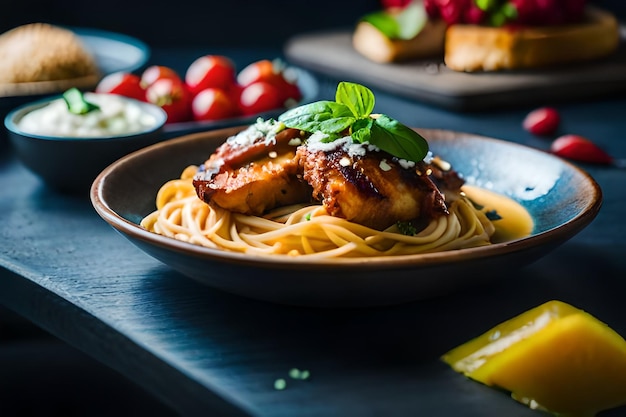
[284,28,626,111]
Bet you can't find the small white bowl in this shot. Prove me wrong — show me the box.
[5,92,167,193]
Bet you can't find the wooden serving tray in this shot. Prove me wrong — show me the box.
[284,27,626,111]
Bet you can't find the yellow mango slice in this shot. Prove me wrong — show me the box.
[442,300,626,417]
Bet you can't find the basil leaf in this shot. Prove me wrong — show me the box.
[360,2,427,40]
[335,82,375,118]
[360,11,400,38]
[279,101,355,134]
[351,117,373,143]
[63,87,99,115]
[279,81,430,163]
[370,114,429,162]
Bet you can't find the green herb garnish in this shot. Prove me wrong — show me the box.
[289,368,311,380]
[396,221,417,236]
[278,82,429,163]
[273,378,287,390]
[360,2,427,40]
[63,87,100,115]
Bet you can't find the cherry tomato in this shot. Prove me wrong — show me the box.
[95,72,146,101]
[192,88,240,121]
[237,59,302,105]
[140,65,183,90]
[228,82,244,104]
[238,81,284,115]
[274,76,302,104]
[145,77,192,123]
[237,59,278,87]
[185,55,237,97]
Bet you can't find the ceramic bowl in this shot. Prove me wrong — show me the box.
[91,127,603,308]
[5,93,167,193]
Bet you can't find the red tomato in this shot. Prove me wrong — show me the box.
[95,72,146,101]
[192,88,240,121]
[228,82,244,104]
[237,59,302,104]
[274,76,302,104]
[237,59,277,87]
[185,55,236,96]
[238,81,284,115]
[145,78,192,123]
[140,65,182,90]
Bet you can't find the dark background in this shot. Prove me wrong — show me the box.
[2,0,379,47]
[2,0,624,48]
[2,1,625,416]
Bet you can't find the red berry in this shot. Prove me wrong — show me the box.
[523,107,560,136]
[424,0,440,18]
[550,134,614,165]
[381,0,412,9]
[435,0,468,24]
[463,1,487,24]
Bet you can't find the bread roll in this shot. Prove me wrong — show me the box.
[0,23,99,84]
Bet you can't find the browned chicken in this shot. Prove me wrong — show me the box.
[297,143,451,230]
[193,127,312,215]
[194,124,463,231]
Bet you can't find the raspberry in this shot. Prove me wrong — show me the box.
[509,0,587,26]
[509,0,540,25]
[381,0,413,9]
[463,1,487,24]
[426,0,588,27]
[424,0,440,18]
[436,0,471,24]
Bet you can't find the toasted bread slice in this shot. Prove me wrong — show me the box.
[352,18,447,63]
[445,6,620,72]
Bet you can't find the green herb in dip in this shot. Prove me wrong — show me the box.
[17,91,158,137]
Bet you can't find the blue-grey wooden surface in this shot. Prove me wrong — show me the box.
[2,43,626,416]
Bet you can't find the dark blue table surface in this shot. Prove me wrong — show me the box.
[1,44,626,417]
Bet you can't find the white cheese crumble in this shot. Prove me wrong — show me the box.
[379,159,392,171]
[305,130,426,169]
[226,117,285,148]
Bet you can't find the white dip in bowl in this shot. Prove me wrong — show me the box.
[16,92,158,137]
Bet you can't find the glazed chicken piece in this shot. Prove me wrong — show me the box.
[297,140,452,230]
[193,126,312,215]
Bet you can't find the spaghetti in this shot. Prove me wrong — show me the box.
[140,164,497,259]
